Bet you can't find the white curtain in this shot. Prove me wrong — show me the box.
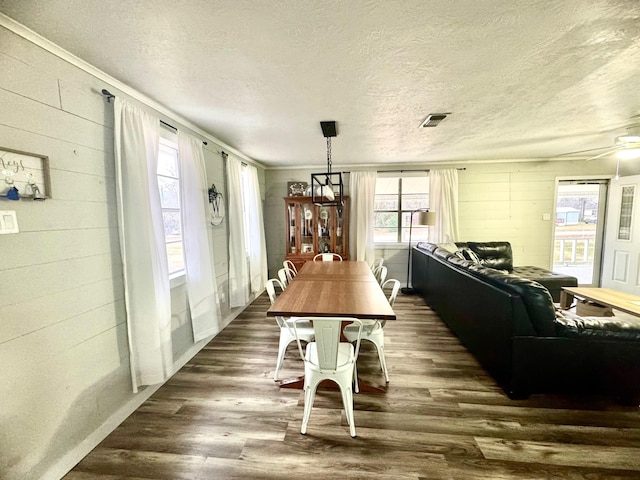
[114,97,173,392]
[429,168,460,244]
[244,164,268,294]
[178,131,221,342]
[349,171,377,263]
[227,156,249,307]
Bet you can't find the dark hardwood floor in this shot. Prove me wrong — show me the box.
[65,293,640,479]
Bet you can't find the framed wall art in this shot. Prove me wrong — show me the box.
[287,181,308,197]
[0,147,51,200]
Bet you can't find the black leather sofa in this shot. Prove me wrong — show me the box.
[454,241,578,302]
[412,242,640,403]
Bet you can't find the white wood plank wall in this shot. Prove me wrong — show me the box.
[458,161,614,268]
[264,160,617,286]
[0,26,260,480]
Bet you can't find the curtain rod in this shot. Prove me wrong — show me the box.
[101,89,207,145]
[339,167,466,174]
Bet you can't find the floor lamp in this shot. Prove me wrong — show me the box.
[401,209,436,294]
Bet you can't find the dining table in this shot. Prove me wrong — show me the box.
[266,260,396,392]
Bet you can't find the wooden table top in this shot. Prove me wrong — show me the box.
[562,287,640,317]
[295,260,376,279]
[267,261,396,320]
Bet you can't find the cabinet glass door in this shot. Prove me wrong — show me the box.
[335,205,344,255]
[299,202,315,254]
[287,202,296,254]
[318,206,331,253]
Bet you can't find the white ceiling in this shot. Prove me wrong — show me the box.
[2,0,640,168]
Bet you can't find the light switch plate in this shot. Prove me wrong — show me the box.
[542,213,551,221]
[0,210,19,234]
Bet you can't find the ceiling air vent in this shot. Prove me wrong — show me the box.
[420,113,448,128]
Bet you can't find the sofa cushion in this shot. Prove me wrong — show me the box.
[460,247,481,264]
[513,266,578,302]
[555,311,640,341]
[456,241,514,271]
[467,264,557,336]
[433,246,454,261]
[416,242,437,253]
[447,253,475,270]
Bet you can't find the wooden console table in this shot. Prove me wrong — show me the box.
[560,287,640,318]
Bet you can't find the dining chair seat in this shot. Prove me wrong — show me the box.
[343,279,400,384]
[293,317,363,437]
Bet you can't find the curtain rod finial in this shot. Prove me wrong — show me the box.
[101,89,115,103]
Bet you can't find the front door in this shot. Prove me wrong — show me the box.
[552,180,608,286]
[601,174,640,295]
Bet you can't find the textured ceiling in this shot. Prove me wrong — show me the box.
[1,0,640,168]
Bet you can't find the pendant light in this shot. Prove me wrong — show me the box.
[311,121,344,206]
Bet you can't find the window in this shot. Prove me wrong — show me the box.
[157,136,185,276]
[240,164,251,255]
[374,175,429,243]
[618,185,635,241]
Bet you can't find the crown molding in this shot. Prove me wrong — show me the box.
[0,13,262,168]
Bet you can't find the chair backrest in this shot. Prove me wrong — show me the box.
[283,266,296,283]
[266,278,289,329]
[265,278,285,305]
[313,253,343,262]
[283,260,298,275]
[382,278,401,306]
[293,317,363,370]
[373,265,387,285]
[370,258,384,271]
[277,268,289,287]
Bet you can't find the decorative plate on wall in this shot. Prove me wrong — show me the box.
[208,184,225,226]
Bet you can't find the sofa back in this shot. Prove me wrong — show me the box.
[466,264,558,336]
[421,243,557,337]
[455,241,514,271]
[412,244,535,384]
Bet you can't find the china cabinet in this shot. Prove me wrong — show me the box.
[284,196,349,270]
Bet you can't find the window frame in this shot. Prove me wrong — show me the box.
[373,174,430,245]
[157,132,186,283]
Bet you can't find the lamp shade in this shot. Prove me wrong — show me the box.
[416,211,436,226]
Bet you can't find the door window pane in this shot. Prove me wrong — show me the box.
[618,185,635,241]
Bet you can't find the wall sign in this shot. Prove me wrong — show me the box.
[0,147,51,200]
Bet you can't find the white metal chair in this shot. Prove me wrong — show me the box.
[281,263,297,283]
[283,260,298,275]
[277,267,295,287]
[343,279,400,383]
[370,258,384,271]
[313,253,343,262]
[293,317,363,437]
[265,279,314,381]
[372,265,387,285]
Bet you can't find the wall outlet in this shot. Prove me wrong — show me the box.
[542,213,551,221]
[0,211,19,234]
